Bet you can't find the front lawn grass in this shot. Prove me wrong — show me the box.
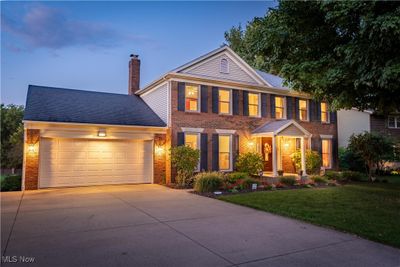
[219,183,400,248]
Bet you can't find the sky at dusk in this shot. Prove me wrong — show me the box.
[1,1,276,105]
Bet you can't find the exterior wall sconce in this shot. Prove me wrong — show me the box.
[155,145,165,156]
[98,129,107,137]
[27,144,36,153]
[247,140,255,148]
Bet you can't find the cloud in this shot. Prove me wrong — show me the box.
[2,4,149,51]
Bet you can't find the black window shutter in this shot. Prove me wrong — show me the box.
[316,101,321,122]
[270,94,276,118]
[286,96,293,119]
[177,82,185,111]
[212,134,219,171]
[200,85,208,113]
[200,133,208,171]
[294,98,300,120]
[330,111,337,123]
[309,100,315,121]
[212,87,219,114]
[232,134,240,170]
[177,132,185,146]
[311,136,322,155]
[243,91,249,116]
[332,137,338,169]
[232,89,240,115]
[261,93,268,117]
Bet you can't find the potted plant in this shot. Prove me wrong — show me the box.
[278,170,284,176]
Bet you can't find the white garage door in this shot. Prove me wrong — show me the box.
[39,138,153,188]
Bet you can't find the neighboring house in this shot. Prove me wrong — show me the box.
[337,109,400,148]
[22,45,338,190]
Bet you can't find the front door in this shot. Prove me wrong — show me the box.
[261,137,272,171]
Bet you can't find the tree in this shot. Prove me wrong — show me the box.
[225,1,400,114]
[348,132,395,180]
[1,104,24,170]
[170,145,200,187]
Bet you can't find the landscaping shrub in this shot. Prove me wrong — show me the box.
[194,172,223,193]
[0,175,21,191]
[324,170,342,181]
[278,176,297,186]
[225,172,249,184]
[170,145,200,187]
[291,150,321,175]
[240,178,261,190]
[310,175,328,184]
[341,171,366,182]
[235,152,263,176]
[338,147,365,172]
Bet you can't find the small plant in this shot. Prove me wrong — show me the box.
[341,171,366,182]
[194,172,223,193]
[278,170,284,176]
[225,172,249,184]
[278,176,297,186]
[275,182,286,188]
[310,175,328,184]
[325,171,342,181]
[170,145,200,187]
[235,152,263,176]
[240,178,261,190]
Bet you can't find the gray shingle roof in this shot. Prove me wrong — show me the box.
[255,69,288,89]
[24,85,166,127]
[252,120,291,134]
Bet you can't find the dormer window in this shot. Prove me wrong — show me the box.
[220,58,229,74]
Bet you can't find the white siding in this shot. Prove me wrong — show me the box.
[180,53,259,85]
[141,83,168,124]
[337,109,371,147]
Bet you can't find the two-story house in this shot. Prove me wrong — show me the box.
[22,45,338,189]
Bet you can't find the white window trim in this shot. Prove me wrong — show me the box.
[184,84,201,113]
[184,132,201,171]
[299,99,310,122]
[321,102,330,124]
[320,134,333,139]
[275,96,287,120]
[219,134,233,172]
[388,116,399,129]
[218,88,232,115]
[216,129,236,134]
[248,92,261,118]
[181,127,204,133]
[220,58,230,74]
[321,138,332,169]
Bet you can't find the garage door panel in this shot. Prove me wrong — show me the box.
[39,138,153,188]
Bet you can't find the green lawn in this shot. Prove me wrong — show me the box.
[219,183,400,248]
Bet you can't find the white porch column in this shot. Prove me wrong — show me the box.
[301,136,307,176]
[272,135,278,176]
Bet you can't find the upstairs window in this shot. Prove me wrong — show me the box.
[321,102,330,123]
[248,93,260,117]
[388,116,400,128]
[299,99,309,121]
[219,89,231,115]
[275,96,285,119]
[220,58,229,74]
[185,85,200,112]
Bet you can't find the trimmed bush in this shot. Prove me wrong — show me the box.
[310,175,328,184]
[278,176,297,186]
[1,175,21,191]
[194,172,223,193]
[341,171,366,182]
[170,145,200,187]
[235,152,263,175]
[325,171,342,181]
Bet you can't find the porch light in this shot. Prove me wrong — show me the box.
[155,145,165,156]
[27,144,36,153]
[284,142,290,149]
[98,129,107,137]
[247,140,255,148]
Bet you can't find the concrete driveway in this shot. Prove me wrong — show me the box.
[1,185,399,266]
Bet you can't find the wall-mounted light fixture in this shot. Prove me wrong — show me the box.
[247,140,255,148]
[98,129,107,137]
[155,145,165,156]
[27,144,36,153]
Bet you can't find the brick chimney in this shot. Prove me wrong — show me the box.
[128,54,140,95]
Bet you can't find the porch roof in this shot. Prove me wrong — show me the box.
[252,119,311,137]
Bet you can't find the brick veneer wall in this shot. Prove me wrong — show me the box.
[153,133,167,184]
[169,81,339,178]
[24,129,40,190]
[371,115,400,142]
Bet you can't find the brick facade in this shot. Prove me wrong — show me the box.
[371,115,400,142]
[153,133,167,184]
[24,129,40,190]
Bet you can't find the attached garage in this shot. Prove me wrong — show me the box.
[39,138,153,188]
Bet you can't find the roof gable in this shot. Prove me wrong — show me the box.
[252,120,311,137]
[174,46,271,86]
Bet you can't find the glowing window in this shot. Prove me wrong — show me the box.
[322,139,332,168]
[219,135,231,171]
[321,102,330,123]
[275,96,285,119]
[220,58,229,73]
[299,99,308,121]
[185,85,199,112]
[248,93,259,117]
[219,89,231,114]
[185,133,198,150]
